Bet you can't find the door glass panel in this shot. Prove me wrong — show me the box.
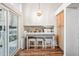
[8,12,18,55]
[0,8,6,56]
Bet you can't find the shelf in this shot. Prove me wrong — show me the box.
[9,34,17,36]
[26,32,55,38]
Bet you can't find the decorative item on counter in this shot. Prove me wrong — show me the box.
[44,29,51,33]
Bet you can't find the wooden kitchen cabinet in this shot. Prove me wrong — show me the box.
[57,14,61,27]
[60,11,64,26]
[56,11,64,51]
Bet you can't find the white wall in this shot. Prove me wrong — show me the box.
[66,8,79,56]
[22,3,60,26]
[18,15,24,49]
[22,3,62,35]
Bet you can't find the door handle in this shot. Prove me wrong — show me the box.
[0,45,2,47]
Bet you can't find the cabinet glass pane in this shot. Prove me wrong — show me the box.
[8,12,18,55]
[9,13,18,42]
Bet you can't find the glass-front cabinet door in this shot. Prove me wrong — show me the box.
[8,12,18,56]
[0,8,7,56]
[0,5,19,56]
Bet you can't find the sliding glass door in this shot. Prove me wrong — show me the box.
[8,12,18,56]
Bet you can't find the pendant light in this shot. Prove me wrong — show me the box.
[37,3,42,16]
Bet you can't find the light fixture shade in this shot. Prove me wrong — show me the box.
[37,9,42,16]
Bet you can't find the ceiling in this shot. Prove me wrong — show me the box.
[67,3,79,9]
[22,3,62,10]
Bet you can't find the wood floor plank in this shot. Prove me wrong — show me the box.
[15,48,64,56]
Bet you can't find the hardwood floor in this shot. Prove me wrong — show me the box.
[15,47,64,56]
